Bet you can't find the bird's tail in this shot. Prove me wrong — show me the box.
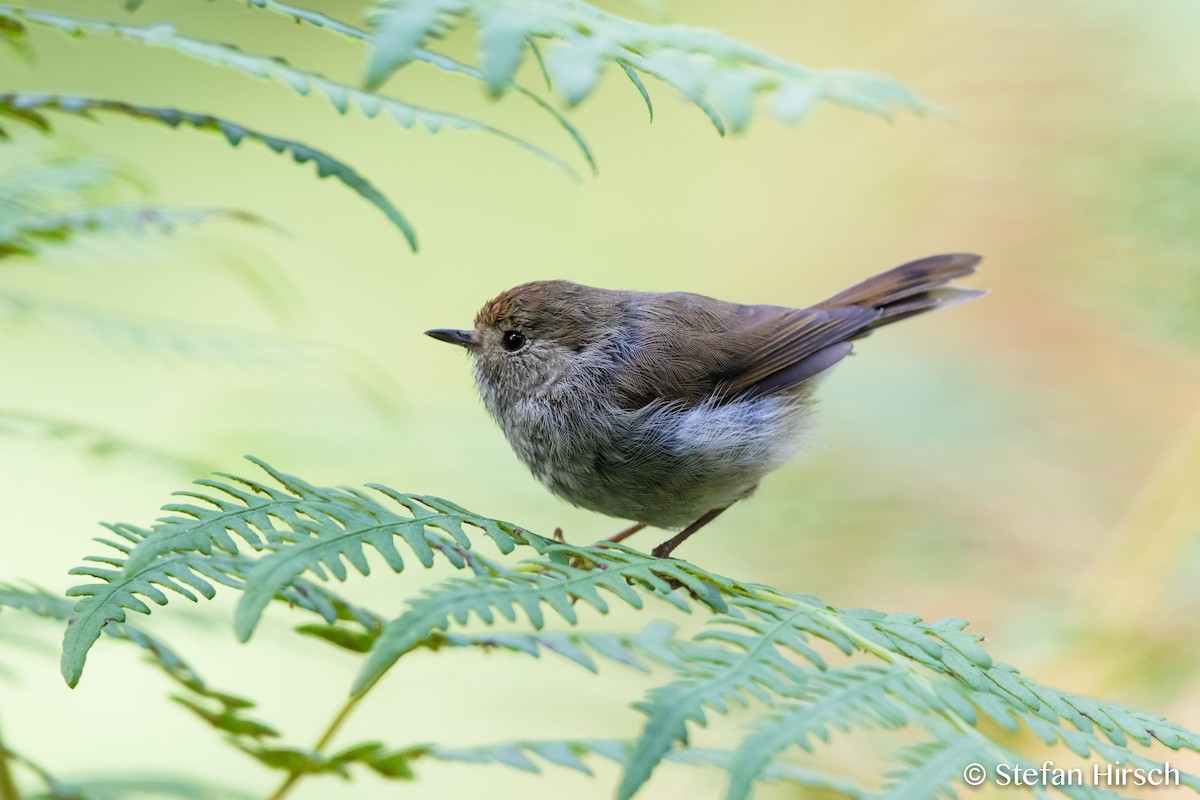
[814,253,986,332]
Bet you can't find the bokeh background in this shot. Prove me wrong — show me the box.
[2,0,1198,797]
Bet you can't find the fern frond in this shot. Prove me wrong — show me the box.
[125,459,524,570]
[365,0,931,133]
[60,545,383,689]
[60,459,528,683]
[0,12,29,59]
[0,581,385,762]
[0,290,406,423]
[125,458,526,640]
[0,581,74,620]
[0,92,417,248]
[0,149,116,207]
[17,204,265,238]
[434,621,682,673]
[0,580,255,723]
[235,739,419,779]
[352,541,748,696]
[229,487,514,641]
[0,204,265,259]
[725,664,936,800]
[618,595,849,799]
[61,526,243,686]
[617,588,1200,798]
[60,531,380,688]
[881,735,994,800]
[0,5,579,179]
[422,738,868,797]
[827,607,1200,762]
[300,615,682,675]
[173,695,280,741]
[238,0,596,173]
[57,462,1200,799]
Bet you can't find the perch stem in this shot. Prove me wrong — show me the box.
[265,693,364,800]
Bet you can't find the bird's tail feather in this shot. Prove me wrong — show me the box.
[815,253,986,332]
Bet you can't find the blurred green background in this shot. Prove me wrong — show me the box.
[2,0,1199,797]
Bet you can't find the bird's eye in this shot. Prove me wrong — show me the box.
[501,330,527,352]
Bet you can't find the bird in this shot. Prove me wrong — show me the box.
[426,253,984,559]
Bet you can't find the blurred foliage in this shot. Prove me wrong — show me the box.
[0,143,249,258]
[362,0,931,129]
[0,0,925,246]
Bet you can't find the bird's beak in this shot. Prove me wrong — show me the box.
[425,328,477,349]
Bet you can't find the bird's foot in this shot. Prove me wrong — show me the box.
[599,522,646,547]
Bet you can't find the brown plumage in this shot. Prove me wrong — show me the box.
[427,253,985,558]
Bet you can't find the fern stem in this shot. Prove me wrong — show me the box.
[265,694,364,800]
[0,715,19,800]
[314,694,362,752]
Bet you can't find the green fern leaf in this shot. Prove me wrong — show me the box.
[0,92,418,248]
[619,62,654,122]
[837,609,1200,758]
[365,0,931,132]
[231,496,474,641]
[0,290,363,372]
[353,542,742,696]
[60,534,374,688]
[365,0,466,88]
[618,598,842,800]
[0,12,30,59]
[0,5,578,180]
[0,147,120,220]
[424,738,868,797]
[0,581,285,742]
[880,736,991,800]
[545,33,608,106]
[240,0,596,172]
[0,581,220,695]
[236,739,421,780]
[725,665,933,800]
[51,462,1200,797]
[173,695,280,740]
[437,621,682,673]
[1,205,266,260]
[61,525,243,686]
[476,6,531,93]
[298,617,682,677]
[60,459,530,682]
[115,459,524,640]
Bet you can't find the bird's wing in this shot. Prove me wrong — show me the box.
[614,296,875,407]
[614,253,983,406]
[713,304,879,398]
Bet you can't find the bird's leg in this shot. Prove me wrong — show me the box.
[605,522,646,545]
[651,507,728,559]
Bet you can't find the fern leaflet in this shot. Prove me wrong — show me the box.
[352,541,747,695]
[0,92,417,248]
[0,5,579,180]
[235,0,597,172]
[365,0,931,132]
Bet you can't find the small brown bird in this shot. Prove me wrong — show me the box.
[427,253,984,559]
